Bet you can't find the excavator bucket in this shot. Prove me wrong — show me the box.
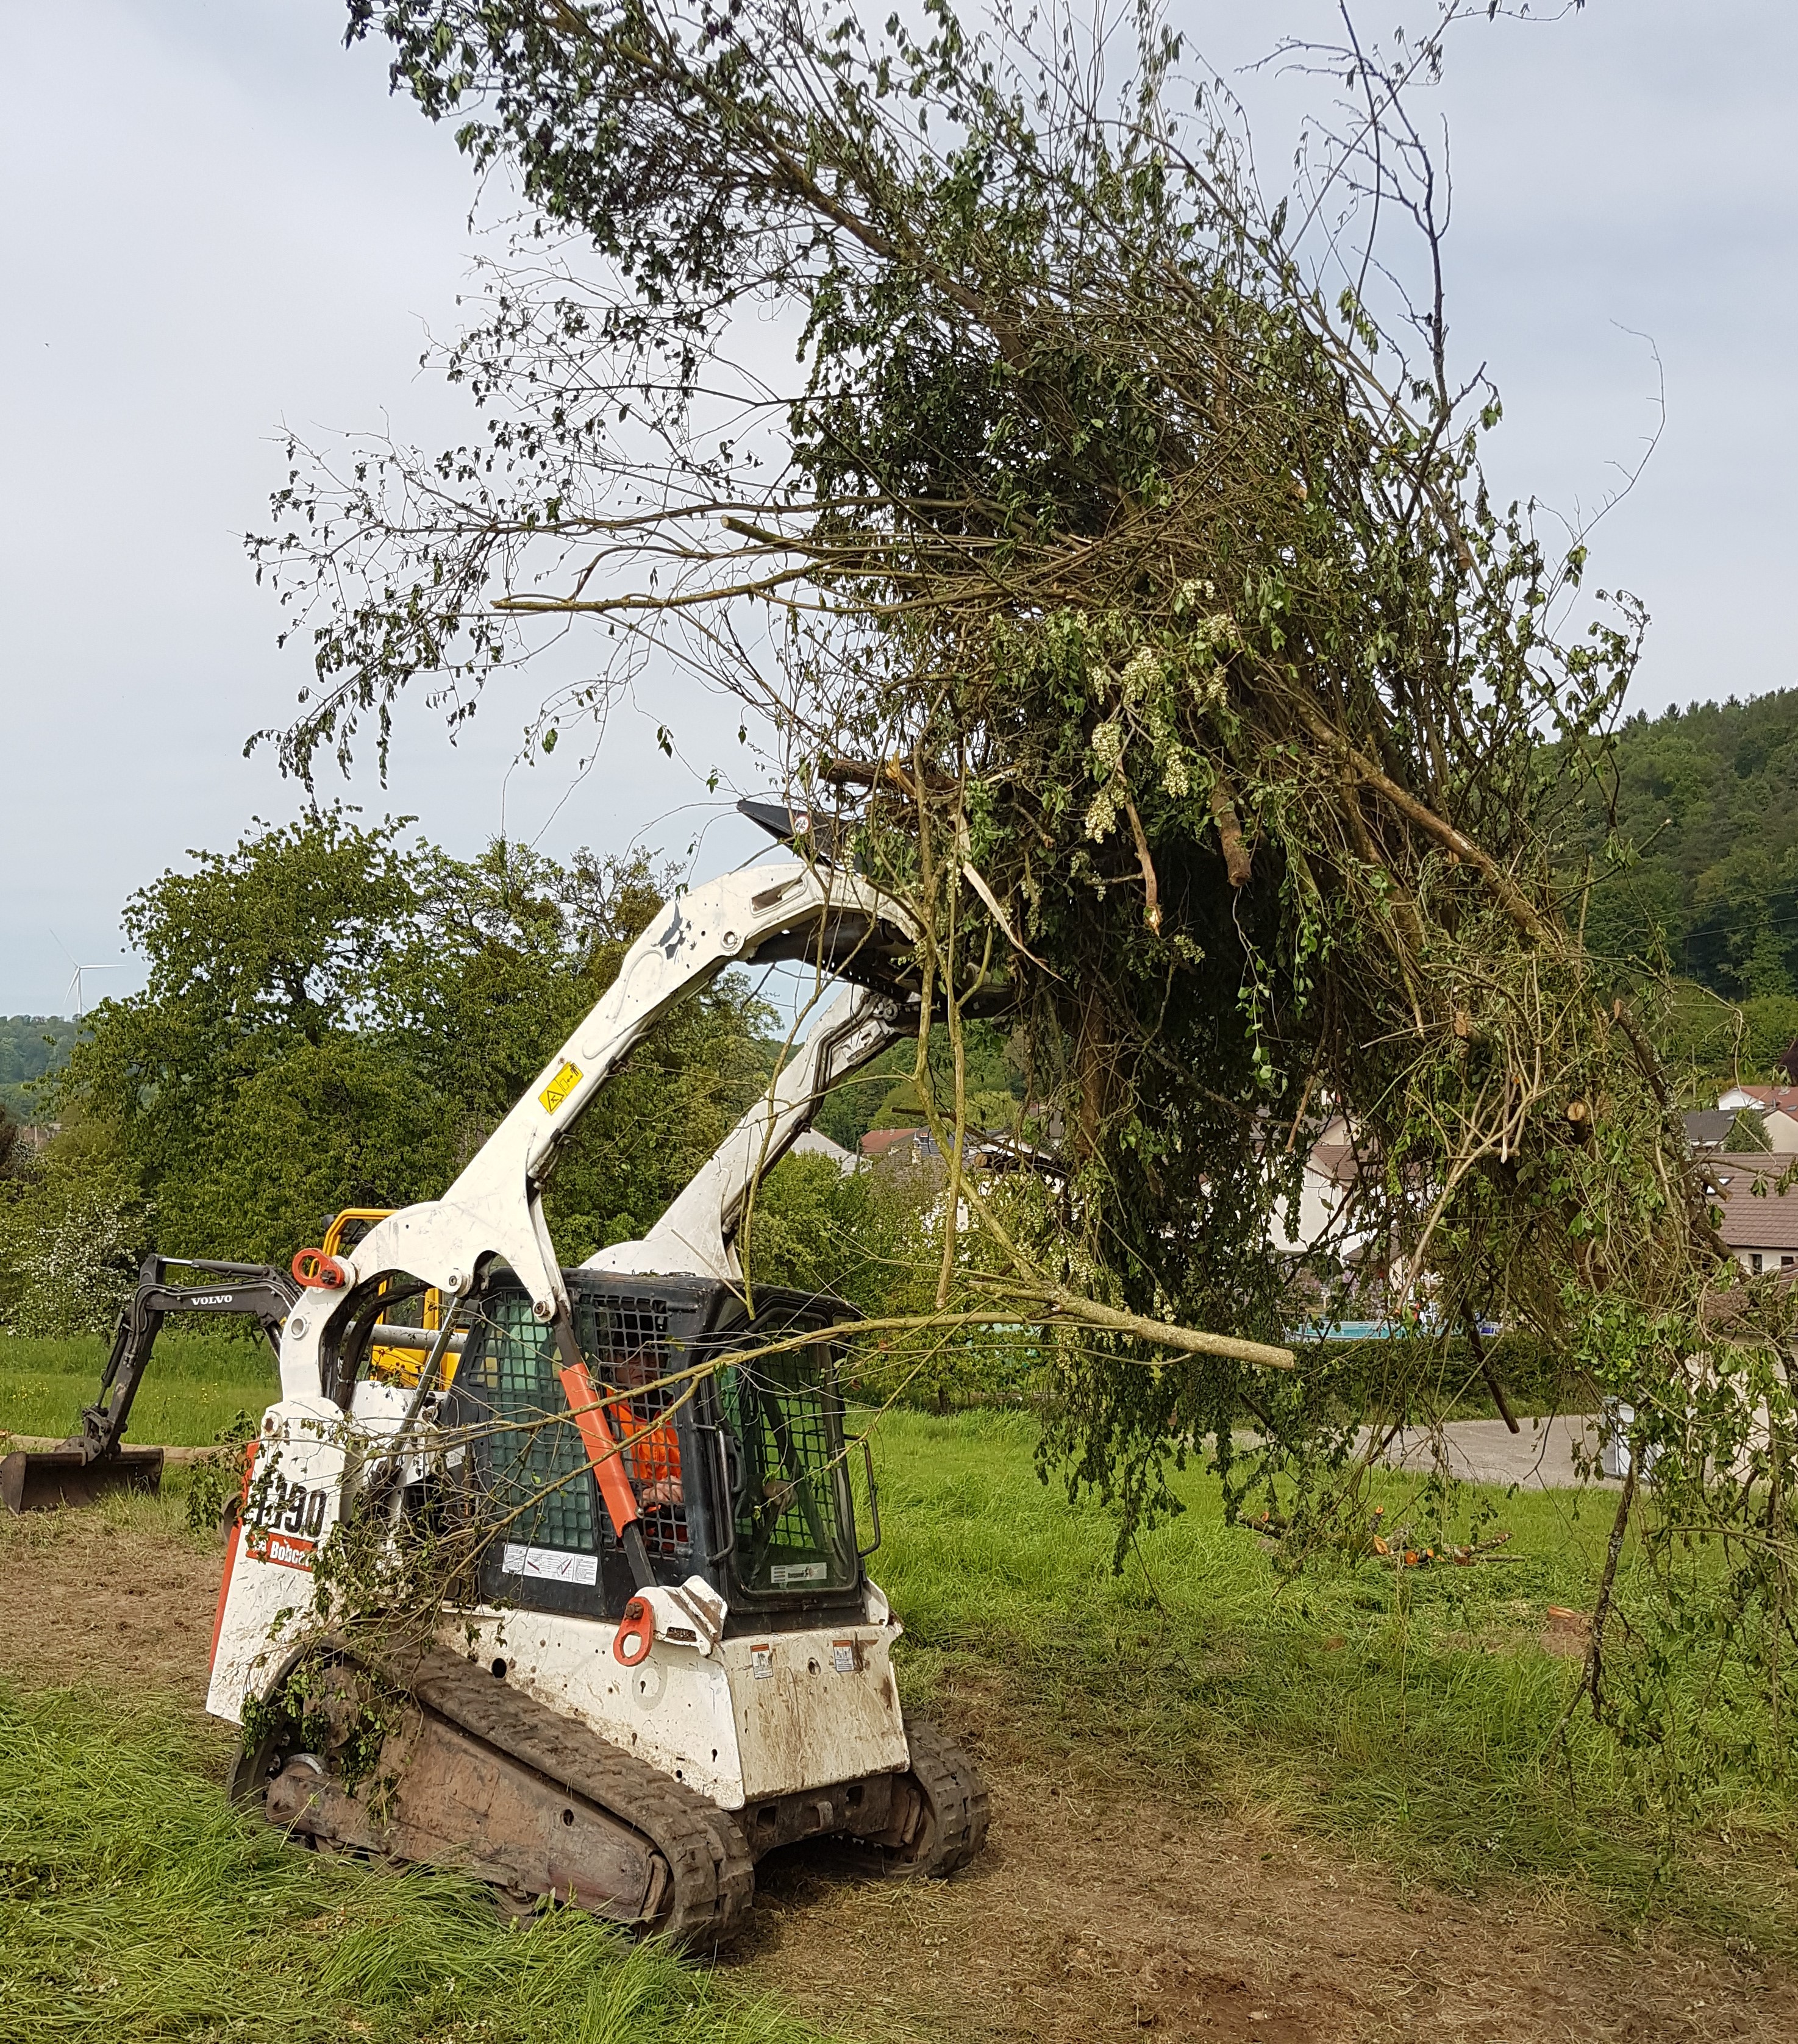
[0,1445,165,1514]
[5,1247,298,1515]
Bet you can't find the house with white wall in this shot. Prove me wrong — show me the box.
[1706,1152,1798,1275]
[1716,1084,1798,1152]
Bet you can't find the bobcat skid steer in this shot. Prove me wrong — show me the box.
[206,832,988,1943]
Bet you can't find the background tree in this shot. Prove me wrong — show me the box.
[0,1017,78,1123]
[10,813,775,1289]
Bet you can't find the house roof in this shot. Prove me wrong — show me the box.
[1684,1109,1739,1150]
[790,1128,853,1170]
[1705,1152,1798,1252]
[1719,1083,1798,1114]
[1308,1139,1364,1187]
[860,1127,924,1159]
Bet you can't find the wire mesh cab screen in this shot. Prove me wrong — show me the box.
[450,1279,719,1619]
[716,1337,859,1606]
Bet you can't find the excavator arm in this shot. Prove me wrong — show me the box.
[1,1256,300,1514]
[80,1256,298,1462]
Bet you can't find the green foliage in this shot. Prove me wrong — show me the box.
[0,1681,822,2043]
[0,1120,149,1337]
[0,1015,77,1122]
[27,814,774,1269]
[1644,977,1798,1100]
[743,1153,1046,1411]
[812,1022,1026,1151]
[184,1409,260,1537]
[739,1152,897,1308]
[810,1041,912,1152]
[1578,689,1798,1001]
[1728,1106,1773,1152]
[874,1408,1798,1944]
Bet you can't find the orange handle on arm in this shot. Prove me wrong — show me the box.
[552,1309,656,1588]
[558,1359,641,1536]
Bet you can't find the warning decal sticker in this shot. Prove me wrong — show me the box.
[501,1542,600,1586]
[539,1061,582,1114]
[769,1560,828,1587]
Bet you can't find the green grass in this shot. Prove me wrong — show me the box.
[7,1331,1796,1992]
[867,1409,1798,1946]
[0,1332,277,1446]
[0,1683,824,2044]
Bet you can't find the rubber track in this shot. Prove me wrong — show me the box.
[899,1714,990,1875]
[400,1650,755,1945]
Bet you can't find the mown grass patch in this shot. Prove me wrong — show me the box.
[8,1335,1794,1967]
[0,1330,276,1447]
[0,1683,825,2044]
[867,1409,1798,1949]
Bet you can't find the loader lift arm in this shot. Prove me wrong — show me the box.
[282,825,926,1586]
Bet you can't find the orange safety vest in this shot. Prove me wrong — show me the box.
[616,1404,681,1495]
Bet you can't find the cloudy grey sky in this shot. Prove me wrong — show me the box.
[2,0,1793,1016]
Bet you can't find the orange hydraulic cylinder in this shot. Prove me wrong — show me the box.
[558,1360,641,1539]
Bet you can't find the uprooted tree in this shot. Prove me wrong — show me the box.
[251,0,1798,1823]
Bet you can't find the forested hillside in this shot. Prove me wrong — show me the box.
[0,1016,77,1122]
[1570,690,1798,1093]
[1581,689,1798,997]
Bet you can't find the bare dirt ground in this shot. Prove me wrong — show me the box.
[4,1506,1794,2044]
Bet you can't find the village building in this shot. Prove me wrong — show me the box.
[1704,1151,1798,1275]
[1683,1108,1741,1154]
[1715,1083,1798,1152]
[789,1128,854,1172]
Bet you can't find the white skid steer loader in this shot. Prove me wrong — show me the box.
[205,821,988,1943]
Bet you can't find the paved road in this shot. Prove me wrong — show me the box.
[1359,1412,1618,1489]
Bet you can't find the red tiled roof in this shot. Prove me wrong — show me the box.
[1706,1152,1798,1253]
[859,1127,920,1159]
[1722,1084,1798,1112]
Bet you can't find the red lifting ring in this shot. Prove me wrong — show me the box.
[613,1595,655,1667]
[291,1247,351,1289]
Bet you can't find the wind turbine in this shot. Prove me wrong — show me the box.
[49,930,121,1019]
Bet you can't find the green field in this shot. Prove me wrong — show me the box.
[0,1684,822,2044]
[0,1331,277,1447]
[4,1339,1796,2038]
[868,1409,1797,1942]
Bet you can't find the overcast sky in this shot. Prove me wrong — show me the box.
[2,0,1793,1017]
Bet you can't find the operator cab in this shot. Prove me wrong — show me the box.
[444,1271,869,1633]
